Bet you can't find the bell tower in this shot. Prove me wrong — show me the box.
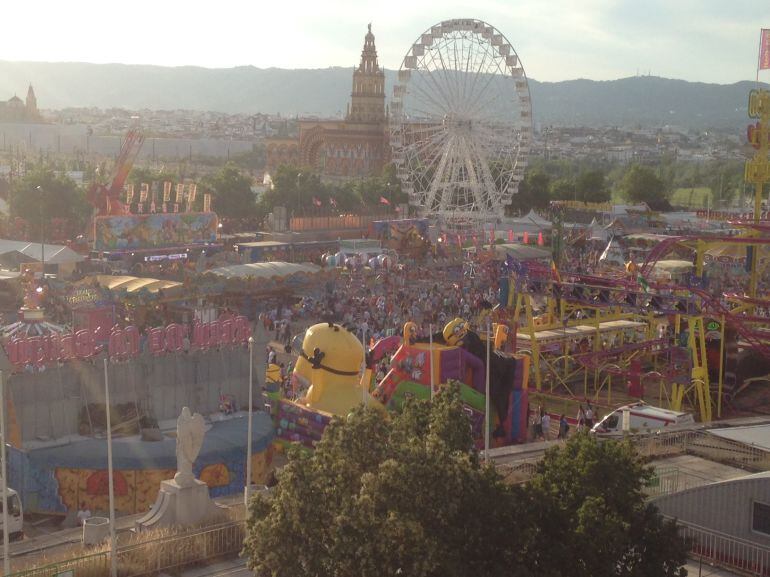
[346,24,385,124]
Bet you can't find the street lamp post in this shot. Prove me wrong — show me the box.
[245,336,254,505]
[36,186,44,272]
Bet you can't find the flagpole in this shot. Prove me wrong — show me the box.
[758,29,763,85]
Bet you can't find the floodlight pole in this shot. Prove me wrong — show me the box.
[246,336,254,505]
[485,322,491,464]
[1,371,10,577]
[104,358,117,577]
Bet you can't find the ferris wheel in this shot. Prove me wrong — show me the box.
[390,19,532,223]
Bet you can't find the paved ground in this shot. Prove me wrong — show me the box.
[174,558,748,577]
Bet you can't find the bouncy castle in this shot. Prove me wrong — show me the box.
[371,321,529,447]
[271,319,529,450]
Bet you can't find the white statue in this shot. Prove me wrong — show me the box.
[174,407,205,487]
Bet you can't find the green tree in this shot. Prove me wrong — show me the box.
[9,168,90,238]
[550,177,576,201]
[619,164,671,211]
[575,169,610,203]
[508,171,551,213]
[200,163,256,218]
[127,166,178,190]
[243,384,527,577]
[527,434,687,577]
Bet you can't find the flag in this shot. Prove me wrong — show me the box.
[523,231,529,244]
[505,254,523,275]
[312,196,322,207]
[551,261,561,283]
[508,229,514,242]
[761,29,770,70]
[537,232,544,246]
[379,196,390,205]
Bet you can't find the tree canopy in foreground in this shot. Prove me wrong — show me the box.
[244,386,687,577]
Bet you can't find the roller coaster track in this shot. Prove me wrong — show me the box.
[688,287,770,361]
[633,234,770,362]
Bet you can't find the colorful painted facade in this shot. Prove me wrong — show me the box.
[9,415,274,515]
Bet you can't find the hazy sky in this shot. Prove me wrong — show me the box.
[4,0,766,84]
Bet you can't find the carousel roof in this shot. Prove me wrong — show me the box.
[204,261,321,280]
[94,275,182,294]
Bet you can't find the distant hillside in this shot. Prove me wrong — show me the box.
[0,61,765,130]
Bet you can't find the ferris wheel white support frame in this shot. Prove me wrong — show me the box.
[390,18,533,225]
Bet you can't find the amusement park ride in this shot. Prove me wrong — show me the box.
[501,89,770,423]
[86,128,145,217]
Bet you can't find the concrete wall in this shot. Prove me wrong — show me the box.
[9,347,252,443]
[0,123,254,159]
[652,472,770,546]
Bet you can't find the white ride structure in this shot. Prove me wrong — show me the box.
[390,19,532,225]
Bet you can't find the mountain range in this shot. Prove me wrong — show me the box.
[0,60,766,130]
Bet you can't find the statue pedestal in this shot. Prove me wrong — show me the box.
[135,478,226,532]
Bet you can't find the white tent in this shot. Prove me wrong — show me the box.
[205,261,321,280]
[498,210,553,236]
[588,218,608,242]
[599,237,627,267]
[0,240,84,265]
[510,209,552,228]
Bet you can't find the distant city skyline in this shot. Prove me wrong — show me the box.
[4,0,767,84]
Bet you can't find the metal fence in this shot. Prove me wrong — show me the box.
[7,551,109,577]
[676,520,770,576]
[645,466,714,498]
[632,429,770,472]
[7,520,247,577]
[117,520,245,577]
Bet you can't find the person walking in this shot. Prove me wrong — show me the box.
[558,414,569,440]
[576,404,586,432]
[584,400,595,430]
[77,502,92,526]
[541,411,551,441]
[533,405,543,441]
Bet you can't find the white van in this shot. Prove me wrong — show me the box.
[0,488,23,541]
[591,403,695,437]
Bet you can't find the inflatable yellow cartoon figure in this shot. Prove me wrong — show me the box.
[403,321,418,345]
[293,322,368,416]
[443,318,469,346]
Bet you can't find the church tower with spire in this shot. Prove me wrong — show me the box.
[270,24,388,179]
[25,85,38,118]
[346,24,386,124]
